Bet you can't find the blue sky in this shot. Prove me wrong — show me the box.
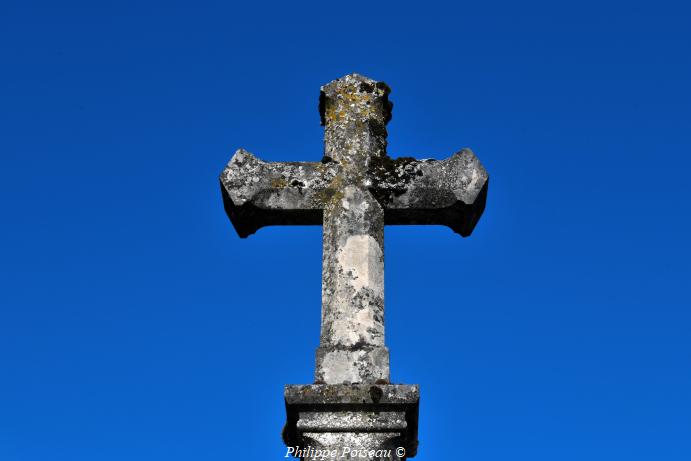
[1,1,690,460]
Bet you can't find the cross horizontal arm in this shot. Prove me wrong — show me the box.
[371,149,489,237]
[220,149,337,237]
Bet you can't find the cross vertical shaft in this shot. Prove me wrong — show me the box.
[316,76,391,384]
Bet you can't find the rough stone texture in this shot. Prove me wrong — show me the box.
[220,73,489,459]
[284,384,419,460]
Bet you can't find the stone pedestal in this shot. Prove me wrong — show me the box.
[283,384,419,460]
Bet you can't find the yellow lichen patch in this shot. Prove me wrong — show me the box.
[325,103,348,122]
[270,177,288,188]
[316,174,344,206]
[330,88,374,119]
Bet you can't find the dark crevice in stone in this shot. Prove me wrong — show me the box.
[368,155,419,204]
[318,90,326,126]
[369,385,383,403]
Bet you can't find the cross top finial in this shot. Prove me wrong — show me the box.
[319,73,393,126]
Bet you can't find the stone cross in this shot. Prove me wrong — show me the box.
[220,74,488,459]
[220,74,488,385]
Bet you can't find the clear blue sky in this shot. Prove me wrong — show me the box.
[1,1,690,460]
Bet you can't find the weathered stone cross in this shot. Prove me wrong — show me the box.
[221,74,489,459]
[220,74,488,386]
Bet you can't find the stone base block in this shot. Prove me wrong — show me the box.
[283,384,419,460]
